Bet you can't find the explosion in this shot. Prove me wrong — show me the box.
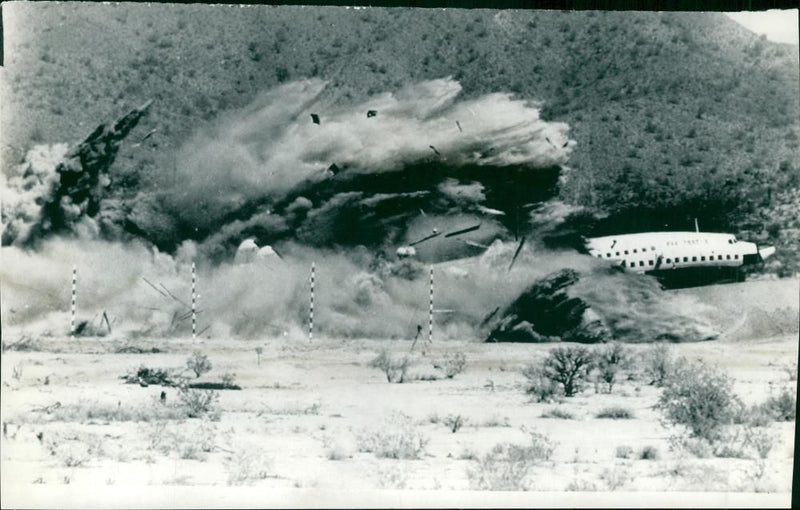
[1,78,719,342]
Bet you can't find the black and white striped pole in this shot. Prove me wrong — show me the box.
[191,262,197,340]
[70,265,76,340]
[428,265,434,350]
[309,262,315,341]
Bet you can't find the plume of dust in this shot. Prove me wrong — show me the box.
[164,78,573,233]
[1,144,68,245]
[1,234,719,342]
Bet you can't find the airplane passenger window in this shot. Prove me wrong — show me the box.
[726,255,731,260]
[701,256,706,261]
[629,262,635,268]
[648,260,654,266]
[606,253,612,258]
[633,249,638,253]
[639,261,644,267]
[624,250,629,255]
[616,252,620,256]
[692,256,697,262]
[683,257,688,262]
[651,246,656,250]
[718,255,723,260]
[735,254,739,259]
[666,258,672,263]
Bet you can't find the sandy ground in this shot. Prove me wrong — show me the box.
[1,278,798,508]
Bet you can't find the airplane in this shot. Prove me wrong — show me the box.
[584,231,775,286]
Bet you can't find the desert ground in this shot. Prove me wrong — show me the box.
[1,277,797,508]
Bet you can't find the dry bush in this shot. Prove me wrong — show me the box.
[521,364,561,403]
[441,351,466,379]
[762,388,796,421]
[615,445,633,459]
[467,430,555,491]
[596,406,634,419]
[369,349,410,383]
[656,361,736,442]
[639,445,659,460]
[594,342,631,393]
[224,444,273,485]
[177,386,220,419]
[443,414,466,433]
[147,419,217,460]
[542,346,594,397]
[541,407,576,419]
[600,465,631,491]
[357,411,428,459]
[186,352,212,378]
[643,344,674,386]
[1,335,42,352]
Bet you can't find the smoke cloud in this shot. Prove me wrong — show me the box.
[1,78,719,344]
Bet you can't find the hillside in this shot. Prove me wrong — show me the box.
[2,5,799,272]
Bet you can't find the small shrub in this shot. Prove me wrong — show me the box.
[639,445,659,460]
[763,389,796,421]
[655,361,736,442]
[467,431,555,491]
[543,346,594,397]
[643,344,673,386]
[596,406,634,419]
[224,444,272,485]
[522,363,561,403]
[442,351,466,379]
[178,386,219,418]
[615,445,633,459]
[357,412,428,459]
[369,349,409,383]
[594,343,630,393]
[600,466,631,490]
[565,479,598,491]
[541,407,575,419]
[443,414,466,433]
[186,352,212,378]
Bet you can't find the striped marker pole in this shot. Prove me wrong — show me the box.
[191,262,197,340]
[70,265,76,339]
[309,262,315,341]
[428,265,434,346]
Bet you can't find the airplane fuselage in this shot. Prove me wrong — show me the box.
[585,232,774,275]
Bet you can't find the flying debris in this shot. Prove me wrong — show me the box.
[419,208,427,217]
[141,129,157,142]
[367,110,378,118]
[408,230,442,247]
[456,121,463,132]
[327,163,341,176]
[444,224,481,238]
[463,240,490,249]
[562,140,569,148]
[508,237,526,272]
[545,137,554,147]
[429,145,441,156]
[396,246,417,258]
[477,205,506,216]
[310,113,320,125]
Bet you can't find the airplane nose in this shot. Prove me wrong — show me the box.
[758,246,776,261]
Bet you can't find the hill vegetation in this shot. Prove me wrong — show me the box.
[2,4,798,273]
